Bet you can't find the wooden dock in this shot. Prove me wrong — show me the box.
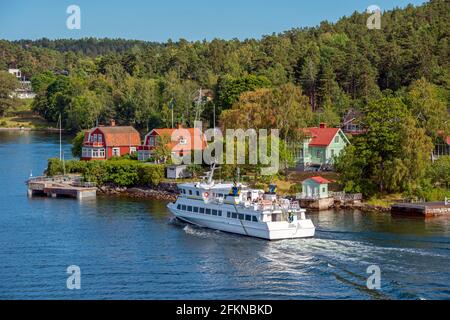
[27,176,97,200]
[391,202,450,217]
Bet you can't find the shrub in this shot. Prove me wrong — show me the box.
[138,164,165,186]
[45,158,165,187]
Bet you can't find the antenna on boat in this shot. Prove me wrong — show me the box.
[207,162,216,185]
[59,113,62,161]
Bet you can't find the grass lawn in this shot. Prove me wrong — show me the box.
[0,100,54,129]
[365,194,405,208]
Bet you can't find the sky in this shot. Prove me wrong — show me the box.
[0,0,426,42]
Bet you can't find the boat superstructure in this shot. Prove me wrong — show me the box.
[167,166,315,240]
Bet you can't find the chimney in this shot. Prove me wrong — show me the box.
[319,123,327,129]
[110,119,116,127]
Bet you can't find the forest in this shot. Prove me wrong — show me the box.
[0,0,449,199]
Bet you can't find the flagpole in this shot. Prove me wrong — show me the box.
[59,113,62,161]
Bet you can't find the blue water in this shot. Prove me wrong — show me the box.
[0,131,449,300]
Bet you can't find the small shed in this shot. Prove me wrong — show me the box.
[166,165,191,180]
[302,176,331,199]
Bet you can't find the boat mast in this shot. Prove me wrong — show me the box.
[59,113,62,161]
[208,162,216,185]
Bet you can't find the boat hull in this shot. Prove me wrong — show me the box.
[168,204,315,241]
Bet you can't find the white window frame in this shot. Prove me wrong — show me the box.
[334,135,339,143]
[112,147,121,157]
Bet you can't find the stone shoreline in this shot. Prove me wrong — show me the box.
[97,184,391,213]
[97,183,178,202]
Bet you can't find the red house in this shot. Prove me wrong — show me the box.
[138,125,206,162]
[81,121,141,160]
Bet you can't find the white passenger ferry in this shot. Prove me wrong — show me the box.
[167,166,315,240]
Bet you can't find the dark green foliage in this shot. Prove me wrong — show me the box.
[0,1,447,132]
[46,158,164,187]
[71,131,85,158]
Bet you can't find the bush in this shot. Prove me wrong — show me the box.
[46,158,165,187]
[138,164,165,186]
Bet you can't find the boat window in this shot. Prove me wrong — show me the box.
[187,206,192,212]
[239,214,245,220]
[182,205,186,211]
[196,191,200,196]
[189,190,193,195]
[212,209,217,216]
[218,210,222,217]
[252,216,258,222]
[227,212,231,218]
[199,207,205,214]
[232,213,238,219]
[245,215,252,221]
[206,209,211,215]
[193,207,199,213]
[177,204,181,210]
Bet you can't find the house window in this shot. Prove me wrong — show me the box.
[179,138,187,145]
[331,149,335,157]
[98,135,103,143]
[82,148,92,158]
[93,134,98,142]
[112,148,120,157]
[149,137,156,146]
[317,150,321,158]
[335,135,339,143]
[130,147,137,154]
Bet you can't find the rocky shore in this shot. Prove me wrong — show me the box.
[98,183,178,202]
[334,202,391,213]
[98,184,392,213]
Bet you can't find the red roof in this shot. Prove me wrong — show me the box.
[437,131,450,145]
[84,126,141,147]
[308,176,331,184]
[306,127,341,147]
[146,126,206,151]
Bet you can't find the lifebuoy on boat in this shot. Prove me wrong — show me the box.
[203,192,209,198]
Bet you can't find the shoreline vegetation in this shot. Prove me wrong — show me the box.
[4,1,449,211]
[45,158,403,213]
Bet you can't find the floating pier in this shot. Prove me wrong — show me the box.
[27,176,97,200]
[391,202,450,217]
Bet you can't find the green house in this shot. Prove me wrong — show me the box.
[301,176,331,199]
[292,124,350,169]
